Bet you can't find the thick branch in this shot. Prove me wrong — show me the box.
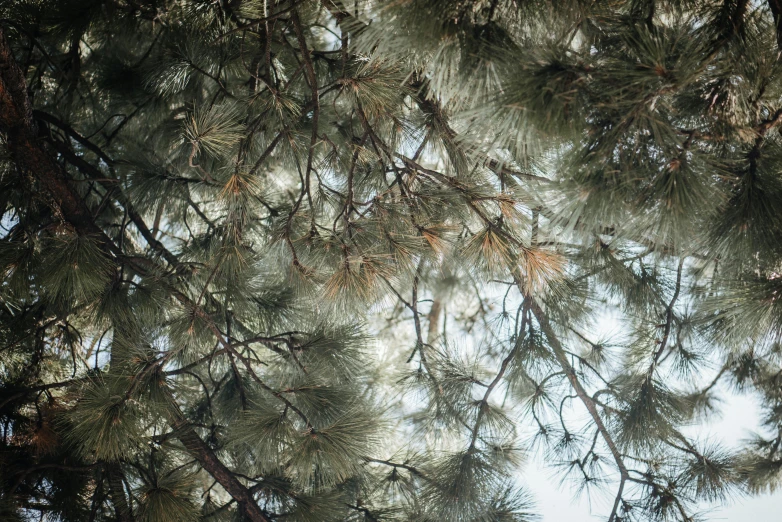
[169,408,271,522]
[42,130,183,269]
[0,28,109,239]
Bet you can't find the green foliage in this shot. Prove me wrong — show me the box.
[136,471,200,522]
[41,233,114,304]
[4,1,782,521]
[63,377,146,461]
[289,410,380,488]
[184,102,245,159]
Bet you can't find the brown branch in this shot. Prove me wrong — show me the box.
[426,299,441,345]
[168,406,271,522]
[0,28,111,240]
[651,258,684,370]
[468,297,530,450]
[362,457,428,479]
[0,378,84,410]
[525,295,630,522]
[45,137,183,269]
[9,462,98,494]
[290,8,319,223]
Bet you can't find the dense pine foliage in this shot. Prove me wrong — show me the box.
[3,1,782,520]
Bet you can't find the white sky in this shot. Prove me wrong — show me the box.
[515,312,782,522]
[521,393,781,521]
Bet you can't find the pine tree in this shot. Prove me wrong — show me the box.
[3,1,782,521]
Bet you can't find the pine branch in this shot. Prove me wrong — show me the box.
[106,464,134,522]
[320,0,363,26]
[290,7,319,223]
[1,51,181,276]
[650,258,685,372]
[3,30,286,520]
[6,2,782,518]
[168,405,272,522]
[33,110,114,165]
[410,79,550,183]
[468,297,530,451]
[525,294,630,522]
[44,136,183,269]
[8,463,98,495]
[0,378,84,410]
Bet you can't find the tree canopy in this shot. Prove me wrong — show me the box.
[2,1,782,521]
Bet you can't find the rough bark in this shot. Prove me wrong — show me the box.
[169,411,271,522]
[0,28,105,238]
